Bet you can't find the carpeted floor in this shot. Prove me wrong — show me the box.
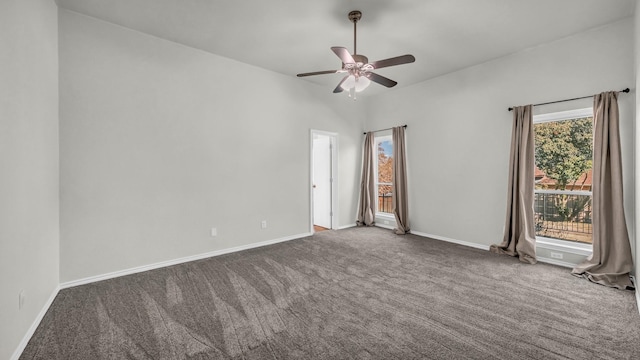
[20,227,640,359]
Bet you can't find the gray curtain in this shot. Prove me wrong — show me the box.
[571,92,634,289]
[356,132,376,226]
[490,105,537,264]
[392,126,409,234]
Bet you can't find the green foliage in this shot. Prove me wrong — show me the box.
[534,117,592,190]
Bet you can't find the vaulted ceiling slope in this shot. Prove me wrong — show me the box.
[57,0,635,94]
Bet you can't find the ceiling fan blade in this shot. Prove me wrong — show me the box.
[297,70,339,77]
[366,72,398,88]
[370,54,415,69]
[333,75,349,93]
[331,47,355,64]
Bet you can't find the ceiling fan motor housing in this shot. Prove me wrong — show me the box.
[352,54,368,65]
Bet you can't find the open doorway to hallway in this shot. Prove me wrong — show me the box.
[311,130,338,234]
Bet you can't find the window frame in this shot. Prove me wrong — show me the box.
[533,107,593,253]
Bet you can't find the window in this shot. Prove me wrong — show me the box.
[375,135,393,215]
[533,108,593,244]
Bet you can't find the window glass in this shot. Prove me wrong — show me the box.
[533,110,593,244]
[376,137,393,214]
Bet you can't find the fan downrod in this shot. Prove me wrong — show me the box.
[348,10,362,55]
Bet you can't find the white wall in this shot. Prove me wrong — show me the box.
[58,10,364,283]
[0,1,60,359]
[365,19,635,263]
[635,0,640,282]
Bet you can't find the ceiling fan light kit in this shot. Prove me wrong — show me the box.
[297,10,415,99]
[341,75,370,92]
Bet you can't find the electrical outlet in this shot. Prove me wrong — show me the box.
[550,252,563,260]
[261,220,267,229]
[19,290,25,310]
[210,227,217,237]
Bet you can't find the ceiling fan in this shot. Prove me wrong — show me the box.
[297,10,415,97]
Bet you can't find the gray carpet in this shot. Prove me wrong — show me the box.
[20,227,640,359]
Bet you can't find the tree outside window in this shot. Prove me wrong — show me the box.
[535,117,593,191]
[376,137,393,214]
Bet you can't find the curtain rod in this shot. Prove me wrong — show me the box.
[363,125,407,135]
[508,88,630,111]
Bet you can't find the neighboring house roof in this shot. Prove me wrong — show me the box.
[534,167,592,188]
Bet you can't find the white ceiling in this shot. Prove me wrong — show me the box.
[57,0,636,96]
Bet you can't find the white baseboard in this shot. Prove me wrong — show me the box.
[60,232,312,289]
[11,285,60,360]
[375,223,395,230]
[410,230,491,251]
[632,276,640,315]
[409,231,584,269]
[536,257,575,268]
[336,224,356,230]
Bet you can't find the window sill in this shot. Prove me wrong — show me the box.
[375,213,395,220]
[536,236,592,256]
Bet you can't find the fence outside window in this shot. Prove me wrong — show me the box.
[378,193,393,213]
[534,190,592,244]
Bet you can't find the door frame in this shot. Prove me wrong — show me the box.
[310,129,339,234]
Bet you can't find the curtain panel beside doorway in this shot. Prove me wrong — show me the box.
[356,132,376,226]
[392,126,409,234]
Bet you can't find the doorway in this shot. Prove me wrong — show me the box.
[311,130,338,233]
